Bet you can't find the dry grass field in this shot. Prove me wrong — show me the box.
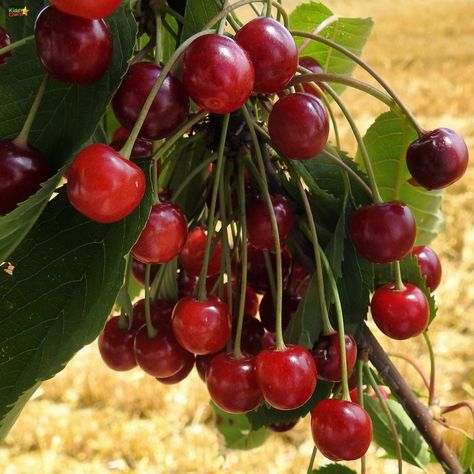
[1,0,474,472]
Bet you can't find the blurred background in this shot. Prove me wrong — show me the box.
[1,0,473,472]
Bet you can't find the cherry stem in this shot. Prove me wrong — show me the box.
[387,352,431,392]
[218,0,229,34]
[0,34,33,56]
[173,153,215,201]
[356,360,367,474]
[120,29,214,160]
[263,250,278,310]
[394,261,406,291]
[423,331,438,407]
[197,114,230,300]
[13,75,48,148]
[144,265,158,338]
[291,31,425,136]
[306,446,317,474]
[119,255,133,329]
[152,142,161,204]
[241,106,285,351]
[440,401,474,441]
[266,0,272,16]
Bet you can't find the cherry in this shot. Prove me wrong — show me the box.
[132,203,188,264]
[0,140,51,215]
[311,399,373,461]
[412,245,442,291]
[98,316,137,371]
[110,135,152,158]
[350,385,388,405]
[247,194,294,250]
[223,282,259,317]
[112,62,189,140]
[406,128,469,189]
[262,331,276,350]
[172,297,232,355]
[233,315,265,356]
[179,226,222,277]
[234,17,298,93]
[195,351,223,382]
[256,344,317,410]
[67,144,145,223]
[206,352,262,414]
[35,6,112,84]
[51,0,122,19]
[131,258,159,286]
[134,324,192,378]
[288,265,311,297]
[299,56,324,97]
[268,420,298,433]
[312,333,357,382]
[131,298,173,331]
[156,351,195,385]
[0,27,12,64]
[259,291,301,332]
[350,201,416,264]
[182,34,254,114]
[371,282,429,340]
[269,93,329,160]
[177,270,219,299]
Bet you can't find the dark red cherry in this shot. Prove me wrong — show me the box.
[269,93,329,160]
[259,291,301,332]
[288,265,311,297]
[182,34,254,114]
[247,194,294,250]
[179,226,222,277]
[156,351,195,385]
[371,282,429,340]
[67,144,145,223]
[256,344,317,410]
[299,56,324,97]
[112,62,189,140]
[51,0,122,19]
[406,128,469,189]
[268,420,298,432]
[350,201,416,264]
[35,6,112,84]
[0,27,12,64]
[262,331,276,350]
[312,333,357,382]
[131,258,159,286]
[235,17,298,93]
[412,245,442,291]
[110,135,153,158]
[177,270,219,299]
[311,399,373,461]
[233,315,265,356]
[195,351,223,382]
[206,352,262,414]
[98,316,137,371]
[131,298,173,331]
[132,203,188,264]
[223,282,259,317]
[0,140,51,215]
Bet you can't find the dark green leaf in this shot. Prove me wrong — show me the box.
[312,465,357,474]
[181,0,220,41]
[154,258,179,303]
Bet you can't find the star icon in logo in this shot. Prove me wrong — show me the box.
[21,6,29,16]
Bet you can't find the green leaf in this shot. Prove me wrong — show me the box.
[181,1,220,41]
[211,402,270,450]
[312,465,357,474]
[0,183,153,441]
[289,2,373,93]
[356,111,444,244]
[460,435,474,470]
[162,15,179,62]
[364,396,431,470]
[154,258,179,303]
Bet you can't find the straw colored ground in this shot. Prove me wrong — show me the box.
[2,0,474,472]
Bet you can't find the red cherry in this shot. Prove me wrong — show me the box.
[0,26,12,64]
[269,93,329,160]
[67,144,145,223]
[195,351,223,382]
[35,6,112,84]
[288,265,311,297]
[132,203,188,264]
[262,331,276,350]
[235,17,298,93]
[223,282,259,317]
[350,385,388,405]
[371,282,429,340]
[179,226,222,277]
[156,351,195,385]
[268,420,298,432]
[311,399,373,461]
[312,333,357,382]
[131,298,173,331]
[0,140,51,215]
[177,270,218,298]
[247,194,294,250]
[206,352,262,414]
[172,297,232,355]
[131,258,159,286]
[411,245,442,291]
[112,62,189,140]
[256,344,317,410]
[233,315,265,356]
[98,316,137,371]
[110,135,153,158]
[299,56,324,96]
[406,128,469,189]
[182,34,254,114]
[259,291,301,332]
[350,201,416,264]
[51,0,122,19]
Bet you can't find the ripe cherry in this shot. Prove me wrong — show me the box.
[247,194,294,250]
[350,385,388,405]
[406,128,469,189]
[233,315,265,356]
[182,34,254,114]
[371,282,429,340]
[51,0,122,19]
[262,331,276,350]
[269,93,329,160]
[259,291,301,332]
[112,62,189,140]
[299,56,324,97]
[235,17,298,93]
[268,420,298,433]
[412,245,442,291]
[311,399,373,461]
[67,144,145,223]
[0,27,12,64]
[35,6,112,84]
[172,297,232,355]
[156,351,195,385]
[98,316,137,371]
[0,140,51,215]
[312,333,357,382]
[110,135,152,158]
[131,298,173,331]
[132,203,188,264]
[206,352,262,414]
[179,226,222,277]
[350,201,416,264]
[131,258,159,286]
[223,282,259,317]
[288,265,311,297]
[256,344,317,410]
[195,351,223,382]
